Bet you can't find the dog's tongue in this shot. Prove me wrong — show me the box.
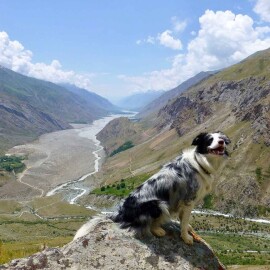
[209,146,225,155]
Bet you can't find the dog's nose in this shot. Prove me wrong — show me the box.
[218,140,224,145]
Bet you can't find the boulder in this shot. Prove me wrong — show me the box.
[1,216,225,270]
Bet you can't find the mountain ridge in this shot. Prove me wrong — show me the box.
[137,71,217,119]
[0,67,117,153]
[96,48,270,218]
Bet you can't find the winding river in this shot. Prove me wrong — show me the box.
[46,112,136,204]
[45,112,270,226]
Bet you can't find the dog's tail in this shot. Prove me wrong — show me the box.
[108,196,167,236]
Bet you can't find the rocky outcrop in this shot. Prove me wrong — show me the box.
[157,76,270,145]
[1,216,226,270]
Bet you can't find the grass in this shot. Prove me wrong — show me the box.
[202,233,270,266]
[0,215,91,264]
[0,195,97,264]
[190,213,270,267]
[91,172,154,197]
[0,236,72,264]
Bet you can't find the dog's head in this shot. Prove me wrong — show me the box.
[191,131,231,156]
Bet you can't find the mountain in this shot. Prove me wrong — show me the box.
[114,90,165,111]
[137,71,216,119]
[157,49,270,145]
[60,83,119,114]
[96,48,270,218]
[0,67,117,153]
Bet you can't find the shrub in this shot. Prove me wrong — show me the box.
[110,141,134,157]
[120,182,126,188]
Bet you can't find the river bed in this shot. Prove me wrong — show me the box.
[6,112,135,201]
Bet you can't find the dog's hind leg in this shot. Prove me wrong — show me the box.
[150,216,166,237]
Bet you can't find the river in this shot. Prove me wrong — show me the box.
[46,112,136,204]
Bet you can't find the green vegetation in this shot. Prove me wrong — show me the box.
[202,194,214,209]
[0,155,25,173]
[190,214,270,266]
[0,237,73,264]
[0,195,96,264]
[203,233,270,266]
[91,172,154,197]
[110,141,134,157]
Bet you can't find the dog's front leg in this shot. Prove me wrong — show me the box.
[179,205,194,245]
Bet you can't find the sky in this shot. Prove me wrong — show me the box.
[1,0,270,101]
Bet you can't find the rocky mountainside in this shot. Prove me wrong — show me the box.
[95,48,270,218]
[0,66,117,153]
[137,71,216,119]
[1,215,225,270]
[96,117,144,155]
[157,56,270,146]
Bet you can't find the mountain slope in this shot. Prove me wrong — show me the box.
[115,90,165,111]
[0,67,115,152]
[96,48,270,218]
[157,49,270,145]
[61,83,119,115]
[138,71,216,118]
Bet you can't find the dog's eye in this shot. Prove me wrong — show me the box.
[207,137,213,145]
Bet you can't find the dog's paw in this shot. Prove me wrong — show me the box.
[187,224,193,232]
[151,227,166,237]
[181,233,194,245]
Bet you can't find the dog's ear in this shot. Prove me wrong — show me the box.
[220,134,231,144]
[191,133,207,146]
[224,137,231,145]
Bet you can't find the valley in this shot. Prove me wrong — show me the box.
[0,49,270,268]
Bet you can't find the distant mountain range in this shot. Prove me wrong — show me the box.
[114,90,165,111]
[137,71,217,118]
[0,66,118,153]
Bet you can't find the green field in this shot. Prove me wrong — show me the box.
[0,195,96,264]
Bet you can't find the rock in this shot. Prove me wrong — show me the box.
[1,215,226,270]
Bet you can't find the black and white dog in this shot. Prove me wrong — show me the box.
[110,131,230,245]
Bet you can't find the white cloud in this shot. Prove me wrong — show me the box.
[171,17,187,33]
[254,0,270,22]
[158,30,182,50]
[146,36,155,44]
[0,31,95,91]
[121,9,270,91]
[136,18,185,50]
[136,35,155,45]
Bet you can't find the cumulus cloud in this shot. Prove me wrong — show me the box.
[0,31,95,90]
[136,17,184,50]
[158,30,182,50]
[122,9,270,91]
[254,0,270,22]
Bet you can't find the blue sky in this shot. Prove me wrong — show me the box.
[0,0,270,100]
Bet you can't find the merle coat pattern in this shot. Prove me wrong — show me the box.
[110,132,230,245]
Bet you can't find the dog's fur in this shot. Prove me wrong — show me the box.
[110,131,231,245]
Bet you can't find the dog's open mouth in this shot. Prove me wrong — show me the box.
[208,146,225,155]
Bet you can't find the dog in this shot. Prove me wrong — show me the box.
[110,131,231,245]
